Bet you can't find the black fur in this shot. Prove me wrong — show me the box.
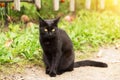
[74,60,107,68]
[39,17,108,77]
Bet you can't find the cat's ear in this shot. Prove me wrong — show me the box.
[39,16,46,27]
[39,16,44,23]
[54,17,60,24]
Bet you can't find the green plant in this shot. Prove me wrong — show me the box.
[60,10,120,52]
[1,10,120,64]
[0,23,42,64]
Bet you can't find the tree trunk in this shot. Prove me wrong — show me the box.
[14,0,20,11]
[100,0,105,9]
[70,0,75,11]
[85,0,91,9]
[53,0,59,11]
[34,0,41,10]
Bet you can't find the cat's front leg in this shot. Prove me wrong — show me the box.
[43,54,51,74]
[49,56,57,77]
[49,70,56,77]
[49,65,57,77]
[49,51,62,77]
[46,66,50,74]
[49,58,57,77]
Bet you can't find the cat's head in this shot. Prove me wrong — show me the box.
[39,17,60,38]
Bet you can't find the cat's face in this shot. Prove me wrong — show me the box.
[39,17,60,38]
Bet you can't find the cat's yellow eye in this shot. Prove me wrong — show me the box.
[44,29,48,32]
[52,29,55,32]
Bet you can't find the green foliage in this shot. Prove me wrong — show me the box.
[0,24,42,64]
[0,10,120,64]
[60,10,120,52]
[0,0,70,20]
[1,0,120,21]
[37,0,70,18]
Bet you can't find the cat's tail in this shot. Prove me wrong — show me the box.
[74,60,108,68]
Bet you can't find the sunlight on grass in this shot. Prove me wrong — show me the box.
[0,10,120,64]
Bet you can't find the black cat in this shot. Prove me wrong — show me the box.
[39,17,108,77]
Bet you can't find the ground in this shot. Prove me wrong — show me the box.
[0,46,120,80]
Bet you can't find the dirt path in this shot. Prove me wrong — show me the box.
[1,47,120,80]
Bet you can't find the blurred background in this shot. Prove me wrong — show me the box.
[0,0,120,65]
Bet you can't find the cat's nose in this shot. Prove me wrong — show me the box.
[49,33,52,36]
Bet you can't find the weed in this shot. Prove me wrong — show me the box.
[0,10,120,64]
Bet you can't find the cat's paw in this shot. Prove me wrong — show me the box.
[57,71,63,75]
[46,69,50,74]
[49,72,56,77]
[46,67,50,74]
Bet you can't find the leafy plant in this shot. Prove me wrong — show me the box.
[0,24,42,64]
[60,10,120,52]
[0,10,120,64]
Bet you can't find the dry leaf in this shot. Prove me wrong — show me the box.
[5,39,13,48]
[21,15,30,23]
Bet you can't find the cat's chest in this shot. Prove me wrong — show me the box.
[40,37,60,51]
[42,41,58,52]
[44,41,56,47]
[44,41,50,45]
[41,39,57,47]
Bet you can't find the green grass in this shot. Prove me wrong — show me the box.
[0,24,42,64]
[0,10,120,65]
[61,10,120,52]
[0,0,70,20]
